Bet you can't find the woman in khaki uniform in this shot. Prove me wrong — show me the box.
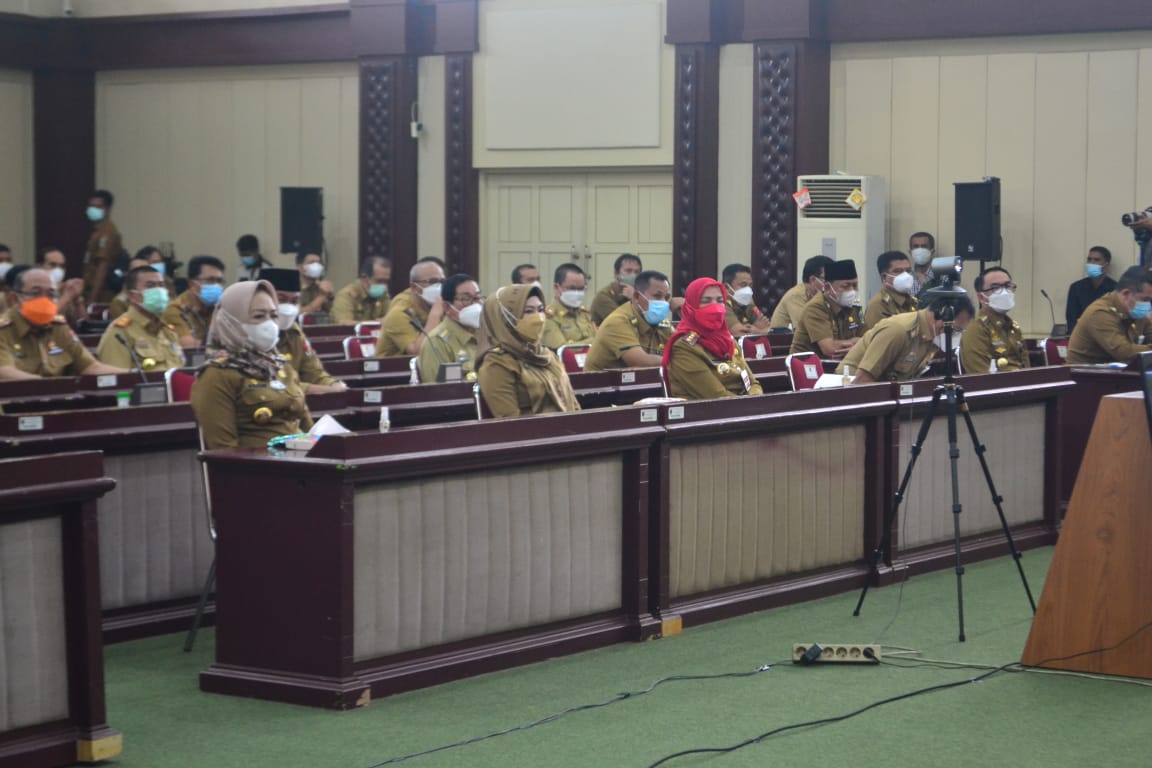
[476,284,580,418]
[191,280,312,449]
[663,277,763,400]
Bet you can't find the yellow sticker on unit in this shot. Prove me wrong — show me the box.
[845,188,867,210]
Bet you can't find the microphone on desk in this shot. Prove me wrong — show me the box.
[1039,289,1068,339]
[114,332,146,377]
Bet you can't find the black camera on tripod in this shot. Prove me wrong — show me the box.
[1122,207,1152,243]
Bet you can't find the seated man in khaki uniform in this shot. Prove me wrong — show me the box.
[106,251,153,321]
[584,270,674,371]
[416,273,482,382]
[542,263,597,350]
[274,299,347,394]
[331,256,392,324]
[510,263,540,286]
[163,254,225,348]
[770,255,834,330]
[838,294,975,383]
[722,263,772,336]
[590,253,643,325]
[376,259,447,357]
[959,267,1029,373]
[1067,265,1152,365]
[789,259,865,359]
[0,267,125,380]
[96,266,185,372]
[863,250,918,329]
[296,251,336,317]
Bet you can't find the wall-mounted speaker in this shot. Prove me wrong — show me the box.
[280,187,324,254]
[954,179,1000,262]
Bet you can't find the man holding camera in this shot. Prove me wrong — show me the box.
[1126,209,1152,268]
[1067,265,1152,365]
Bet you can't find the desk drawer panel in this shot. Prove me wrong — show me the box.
[0,517,68,732]
[896,404,1044,549]
[99,450,214,609]
[353,457,624,660]
[669,426,866,598]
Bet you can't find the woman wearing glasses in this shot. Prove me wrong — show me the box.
[476,284,580,418]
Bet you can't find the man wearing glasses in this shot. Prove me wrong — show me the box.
[415,273,483,382]
[0,267,125,379]
[959,267,1029,373]
[162,255,226,348]
[376,259,447,357]
[331,256,392,324]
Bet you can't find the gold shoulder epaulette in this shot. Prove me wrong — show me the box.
[51,315,67,324]
[545,307,555,317]
[114,315,132,327]
[685,331,699,346]
[0,316,11,328]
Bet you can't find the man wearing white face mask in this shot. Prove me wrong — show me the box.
[959,267,1028,373]
[415,274,483,382]
[34,247,87,329]
[790,259,865,359]
[376,259,446,357]
[864,251,918,329]
[721,263,771,335]
[296,251,335,315]
[542,263,596,350]
[273,292,347,393]
[908,231,936,296]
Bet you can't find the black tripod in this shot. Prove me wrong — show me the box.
[852,302,1036,641]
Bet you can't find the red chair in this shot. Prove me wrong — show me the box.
[557,344,591,373]
[86,303,110,322]
[739,334,772,361]
[164,367,196,402]
[298,312,317,326]
[354,321,382,338]
[1039,337,1069,366]
[785,352,822,390]
[343,336,378,359]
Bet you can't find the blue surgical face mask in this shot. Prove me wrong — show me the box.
[1131,300,1151,320]
[139,287,169,315]
[150,261,165,276]
[1085,263,1104,279]
[642,298,670,325]
[241,256,258,269]
[86,206,105,222]
[199,283,223,306]
[368,283,388,299]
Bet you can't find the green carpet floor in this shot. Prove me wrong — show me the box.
[101,547,1152,768]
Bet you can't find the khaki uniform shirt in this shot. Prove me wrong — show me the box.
[376,297,430,357]
[331,281,391,325]
[191,360,312,450]
[476,349,579,418]
[589,283,629,325]
[96,305,185,372]
[161,290,214,346]
[1066,293,1152,365]
[0,308,97,376]
[299,282,333,314]
[666,333,764,400]
[277,325,338,387]
[863,286,917,330]
[724,297,767,333]
[416,318,479,383]
[959,306,1029,373]
[769,283,810,329]
[541,302,597,350]
[83,219,122,303]
[107,293,130,321]
[583,301,673,371]
[789,294,865,356]
[836,310,937,382]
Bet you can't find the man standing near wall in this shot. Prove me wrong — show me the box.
[83,189,122,306]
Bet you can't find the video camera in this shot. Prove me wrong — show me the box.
[1122,207,1152,243]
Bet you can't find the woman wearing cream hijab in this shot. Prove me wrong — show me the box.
[191,279,312,449]
[476,284,579,418]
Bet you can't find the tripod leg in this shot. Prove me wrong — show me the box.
[854,386,944,617]
[955,389,1038,613]
[944,385,966,642]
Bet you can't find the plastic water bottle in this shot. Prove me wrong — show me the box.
[378,406,391,433]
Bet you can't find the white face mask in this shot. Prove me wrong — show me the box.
[457,303,483,329]
[530,281,543,290]
[275,302,299,331]
[559,289,585,309]
[421,283,442,306]
[0,263,11,279]
[49,266,65,284]
[910,247,932,266]
[835,289,858,308]
[985,288,1015,313]
[244,319,280,352]
[731,286,754,306]
[303,262,324,280]
[934,330,963,352]
[890,272,915,295]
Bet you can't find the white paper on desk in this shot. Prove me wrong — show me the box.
[813,373,854,389]
[308,414,352,437]
[632,396,687,405]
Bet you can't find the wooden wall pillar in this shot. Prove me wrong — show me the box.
[444,54,478,279]
[671,45,720,293]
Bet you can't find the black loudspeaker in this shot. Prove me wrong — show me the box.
[954,178,1000,262]
[280,187,324,254]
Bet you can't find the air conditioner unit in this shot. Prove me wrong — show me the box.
[796,175,887,300]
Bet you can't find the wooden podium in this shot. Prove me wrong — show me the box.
[1022,391,1152,677]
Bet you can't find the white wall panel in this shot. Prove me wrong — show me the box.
[0,70,33,264]
[890,57,940,253]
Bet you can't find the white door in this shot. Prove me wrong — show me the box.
[482,170,673,294]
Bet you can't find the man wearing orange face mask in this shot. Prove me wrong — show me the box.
[0,268,125,380]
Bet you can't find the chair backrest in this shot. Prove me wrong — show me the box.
[785,352,822,390]
[165,367,196,402]
[298,311,317,326]
[343,336,377,360]
[354,321,382,338]
[1039,337,1069,366]
[556,344,591,373]
[739,334,772,360]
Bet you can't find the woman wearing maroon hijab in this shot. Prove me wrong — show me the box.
[662,277,763,399]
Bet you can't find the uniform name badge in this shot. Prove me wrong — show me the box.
[48,343,63,355]
[739,367,752,392]
[270,380,287,390]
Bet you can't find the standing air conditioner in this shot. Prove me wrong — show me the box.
[796,175,887,300]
